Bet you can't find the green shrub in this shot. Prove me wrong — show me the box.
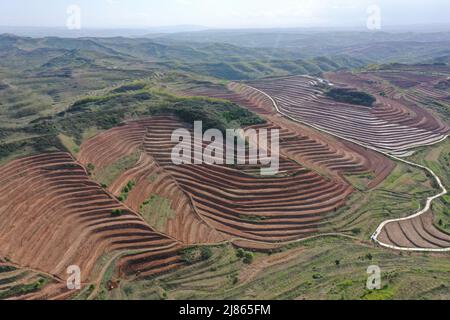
[181,247,214,265]
[87,163,95,175]
[243,252,254,264]
[111,209,123,217]
[200,247,213,261]
[312,273,323,280]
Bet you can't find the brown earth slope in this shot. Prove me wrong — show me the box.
[0,152,182,298]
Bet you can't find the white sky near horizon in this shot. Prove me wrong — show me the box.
[0,0,449,29]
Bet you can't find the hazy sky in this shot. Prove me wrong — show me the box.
[0,0,449,29]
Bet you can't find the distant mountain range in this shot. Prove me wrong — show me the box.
[1,30,449,81]
[0,25,210,38]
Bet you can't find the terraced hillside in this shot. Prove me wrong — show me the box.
[176,75,449,251]
[1,32,450,301]
[234,73,449,252]
[78,120,225,245]
[377,211,450,250]
[79,115,365,246]
[247,75,450,157]
[179,82,394,188]
[330,65,450,126]
[0,152,182,298]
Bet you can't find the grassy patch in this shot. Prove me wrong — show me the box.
[432,198,450,233]
[181,247,214,265]
[113,238,450,300]
[0,277,49,299]
[139,194,176,232]
[94,151,141,188]
[0,265,16,273]
[58,133,80,155]
[111,82,148,94]
[345,172,376,191]
[361,286,395,300]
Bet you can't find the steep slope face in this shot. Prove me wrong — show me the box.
[0,152,180,288]
[247,75,449,157]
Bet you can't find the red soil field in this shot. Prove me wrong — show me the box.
[247,75,449,157]
[377,211,450,250]
[0,152,182,298]
[78,120,225,245]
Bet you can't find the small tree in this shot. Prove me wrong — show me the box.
[243,252,254,265]
[87,163,95,175]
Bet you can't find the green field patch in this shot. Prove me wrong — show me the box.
[0,276,49,300]
[432,198,450,233]
[94,151,141,188]
[58,133,80,155]
[181,247,214,265]
[361,286,396,300]
[344,172,376,191]
[139,194,176,231]
[111,82,147,94]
